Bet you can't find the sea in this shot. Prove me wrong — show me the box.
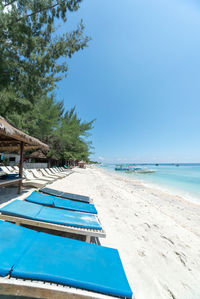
[100,163,200,205]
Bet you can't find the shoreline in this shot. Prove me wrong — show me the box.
[101,166,200,208]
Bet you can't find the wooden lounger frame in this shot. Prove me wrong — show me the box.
[0,277,132,299]
[0,178,23,193]
[0,214,106,243]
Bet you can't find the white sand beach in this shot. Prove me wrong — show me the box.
[0,166,200,299]
[50,166,200,299]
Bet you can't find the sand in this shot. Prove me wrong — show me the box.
[0,166,200,299]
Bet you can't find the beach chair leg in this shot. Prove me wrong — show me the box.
[15,220,21,226]
[85,235,91,243]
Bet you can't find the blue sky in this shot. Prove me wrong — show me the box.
[57,0,200,163]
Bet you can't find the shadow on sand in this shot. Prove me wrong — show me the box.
[0,187,31,206]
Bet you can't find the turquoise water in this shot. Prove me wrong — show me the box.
[100,163,200,204]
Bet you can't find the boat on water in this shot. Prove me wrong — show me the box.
[115,164,135,171]
[115,164,155,174]
[125,167,155,174]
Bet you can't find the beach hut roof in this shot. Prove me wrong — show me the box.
[26,150,47,159]
[0,116,49,152]
[51,155,58,161]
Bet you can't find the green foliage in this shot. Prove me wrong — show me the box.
[0,0,89,107]
[88,161,99,164]
[46,106,95,162]
[0,0,94,161]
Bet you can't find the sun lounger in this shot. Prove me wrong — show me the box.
[57,167,73,176]
[62,168,72,176]
[65,165,73,169]
[61,167,69,172]
[49,168,66,177]
[40,168,61,179]
[23,178,47,188]
[55,167,68,174]
[6,166,16,173]
[40,186,91,203]
[8,168,48,188]
[45,168,64,178]
[53,167,62,172]
[22,180,46,188]
[24,169,51,183]
[26,191,97,214]
[0,221,133,298]
[1,166,16,175]
[0,178,23,189]
[0,200,105,242]
[0,169,19,180]
[30,169,55,182]
[22,170,49,188]
[13,166,19,172]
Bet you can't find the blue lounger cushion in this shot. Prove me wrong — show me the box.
[26,192,54,206]
[36,206,101,230]
[40,187,90,203]
[0,200,102,230]
[26,191,97,214]
[54,197,97,213]
[12,231,133,298]
[0,221,37,276]
[0,200,43,219]
[0,174,19,180]
[0,221,132,297]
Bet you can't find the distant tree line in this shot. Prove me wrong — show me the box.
[0,0,94,162]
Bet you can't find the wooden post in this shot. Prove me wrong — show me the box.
[18,141,24,194]
[85,235,91,243]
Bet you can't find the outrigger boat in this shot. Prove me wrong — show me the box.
[125,168,155,174]
[115,164,135,171]
[115,165,155,174]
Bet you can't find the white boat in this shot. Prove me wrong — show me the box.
[135,168,155,174]
[125,167,155,174]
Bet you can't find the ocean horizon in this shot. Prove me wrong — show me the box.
[100,163,200,205]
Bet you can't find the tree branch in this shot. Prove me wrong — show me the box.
[3,0,17,8]
[16,1,60,23]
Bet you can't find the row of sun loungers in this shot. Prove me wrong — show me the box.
[0,166,134,298]
[0,188,104,242]
[0,198,105,242]
[1,165,72,188]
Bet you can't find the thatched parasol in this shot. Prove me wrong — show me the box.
[0,116,48,193]
[0,116,48,152]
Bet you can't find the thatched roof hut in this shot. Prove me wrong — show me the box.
[78,160,86,169]
[0,116,48,152]
[0,116,48,193]
[26,150,47,160]
[51,155,58,161]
